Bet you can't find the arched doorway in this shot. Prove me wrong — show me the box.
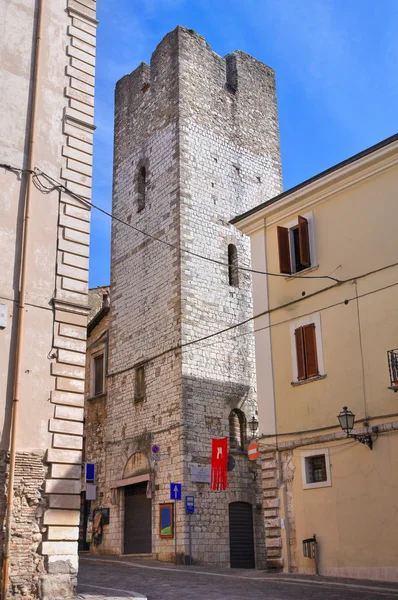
[228,502,255,568]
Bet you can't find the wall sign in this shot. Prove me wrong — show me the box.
[191,465,211,483]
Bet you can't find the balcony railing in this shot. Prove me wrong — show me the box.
[388,349,398,390]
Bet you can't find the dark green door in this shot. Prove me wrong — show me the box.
[124,482,152,554]
[229,501,255,568]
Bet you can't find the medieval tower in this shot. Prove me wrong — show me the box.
[99,27,282,567]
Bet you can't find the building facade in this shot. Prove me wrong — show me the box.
[233,134,398,580]
[0,0,97,596]
[84,26,282,568]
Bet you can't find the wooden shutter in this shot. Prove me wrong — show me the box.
[298,215,310,267]
[277,226,291,274]
[294,327,306,380]
[94,354,104,395]
[303,323,318,378]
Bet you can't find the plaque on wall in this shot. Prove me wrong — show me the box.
[191,465,211,483]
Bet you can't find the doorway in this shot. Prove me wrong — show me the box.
[124,481,152,554]
[229,501,255,568]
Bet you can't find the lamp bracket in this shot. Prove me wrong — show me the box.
[348,433,373,450]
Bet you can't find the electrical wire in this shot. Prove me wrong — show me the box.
[2,163,398,376]
[4,163,342,283]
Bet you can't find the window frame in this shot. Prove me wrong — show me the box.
[289,313,325,383]
[277,211,316,275]
[134,365,146,402]
[227,243,239,287]
[301,448,332,490]
[90,350,105,397]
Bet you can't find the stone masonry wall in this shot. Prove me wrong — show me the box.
[105,27,281,566]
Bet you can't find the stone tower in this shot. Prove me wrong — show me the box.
[104,26,282,567]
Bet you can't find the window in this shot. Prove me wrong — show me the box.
[137,166,146,212]
[277,214,314,274]
[290,313,325,384]
[301,448,331,489]
[295,324,318,381]
[228,244,239,287]
[229,409,246,451]
[135,366,145,402]
[92,353,104,396]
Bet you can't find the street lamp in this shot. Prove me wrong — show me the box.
[248,415,259,439]
[337,406,377,450]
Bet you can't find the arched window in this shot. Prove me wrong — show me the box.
[228,244,239,287]
[229,409,246,451]
[137,166,146,212]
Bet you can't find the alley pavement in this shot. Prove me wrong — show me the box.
[77,555,398,600]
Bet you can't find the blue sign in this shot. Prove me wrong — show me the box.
[185,495,194,514]
[86,463,95,482]
[170,482,182,501]
[151,444,160,454]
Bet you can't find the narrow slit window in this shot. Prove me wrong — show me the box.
[93,354,104,396]
[135,366,145,402]
[137,166,146,212]
[228,244,239,287]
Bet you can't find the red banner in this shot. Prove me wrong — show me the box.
[211,438,228,490]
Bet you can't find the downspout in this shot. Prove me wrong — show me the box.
[1,1,43,597]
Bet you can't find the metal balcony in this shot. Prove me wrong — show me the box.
[388,349,398,391]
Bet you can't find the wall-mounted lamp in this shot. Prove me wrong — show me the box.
[248,415,259,439]
[337,406,378,450]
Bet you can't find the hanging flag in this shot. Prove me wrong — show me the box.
[211,438,228,490]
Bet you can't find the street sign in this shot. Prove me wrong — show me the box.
[85,463,95,482]
[185,496,194,514]
[170,482,182,500]
[151,444,160,454]
[248,441,259,461]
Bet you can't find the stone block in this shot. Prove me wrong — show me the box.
[61,277,88,295]
[262,460,277,470]
[62,250,89,270]
[60,212,91,233]
[66,64,95,87]
[46,449,82,464]
[68,24,96,47]
[51,390,84,407]
[263,477,278,489]
[58,349,85,367]
[265,536,282,548]
[63,227,90,246]
[51,464,81,479]
[266,557,284,569]
[55,310,87,327]
[49,495,81,510]
[45,479,81,495]
[54,405,84,422]
[56,376,85,394]
[58,235,90,257]
[264,497,280,509]
[67,44,96,67]
[69,0,96,20]
[47,526,79,541]
[264,518,281,528]
[43,510,80,526]
[53,433,83,450]
[41,541,78,556]
[51,362,85,379]
[264,509,278,518]
[49,419,83,436]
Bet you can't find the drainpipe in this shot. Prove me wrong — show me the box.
[1,0,43,597]
[277,450,292,573]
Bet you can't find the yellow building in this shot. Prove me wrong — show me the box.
[233,134,398,581]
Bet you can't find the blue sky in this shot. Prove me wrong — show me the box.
[89,0,398,287]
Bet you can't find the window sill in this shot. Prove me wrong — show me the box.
[134,396,145,404]
[303,479,332,490]
[87,392,107,401]
[285,264,319,281]
[291,374,327,387]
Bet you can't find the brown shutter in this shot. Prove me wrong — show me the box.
[295,327,306,380]
[303,323,318,378]
[298,215,310,267]
[277,226,291,274]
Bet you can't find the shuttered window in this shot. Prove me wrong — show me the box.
[295,323,319,380]
[93,354,104,396]
[277,226,291,274]
[277,215,312,274]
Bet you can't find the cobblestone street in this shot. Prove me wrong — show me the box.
[78,556,398,600]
